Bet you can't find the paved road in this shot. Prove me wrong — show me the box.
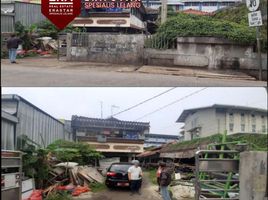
[1,58,266,86]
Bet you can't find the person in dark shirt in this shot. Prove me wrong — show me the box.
[6,33,23,64]
[159,162,173,200]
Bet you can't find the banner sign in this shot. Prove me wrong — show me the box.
[41,0,81,30]
[84,0,142,9]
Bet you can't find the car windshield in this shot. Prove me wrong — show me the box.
[110,164,132,172]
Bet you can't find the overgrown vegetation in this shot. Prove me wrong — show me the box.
[14,20,79,51]
[213,1,267,52]
[90,182,107,193]
[45,191,72,200]
[17,136,103,189]
[148,13,256,49]
[163,133,268,152]
[147,169,158,185]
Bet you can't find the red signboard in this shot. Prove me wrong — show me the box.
[41,0,81,30]
[84,0,142,9]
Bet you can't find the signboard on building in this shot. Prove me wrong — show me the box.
[248,10,263,27]
[41,0,81,29]
[246,0,260,12]
[84,0,142,9]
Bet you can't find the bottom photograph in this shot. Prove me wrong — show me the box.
[1,87,267,200]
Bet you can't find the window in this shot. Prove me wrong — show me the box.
[262,125,266,133]
[241,124,245,132]
[252,125,256,133]
[229,123,234,132]
[229,113,234,122]
[251,114,256,124]
[241,113,245,123]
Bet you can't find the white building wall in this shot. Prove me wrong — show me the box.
[184,108,219,140]
[183,108,267,141]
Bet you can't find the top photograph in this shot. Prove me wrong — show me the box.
[1,0,267,86]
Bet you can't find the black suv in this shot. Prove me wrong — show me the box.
[105,162,133,188]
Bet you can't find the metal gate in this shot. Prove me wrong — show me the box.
[57,33,67,60]
[194,131,244,200]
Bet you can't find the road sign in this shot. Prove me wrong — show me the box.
[248,10,263,27]
[246,0,260,11]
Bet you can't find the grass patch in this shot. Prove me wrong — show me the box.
[162,133,268,152]
[146,169,158,185]
[44,191,72,200]
[90,182,107,193]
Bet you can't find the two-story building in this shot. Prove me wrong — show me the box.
[71,116,150,161]
[144,133,179,147]
[71,0,147,32]
[177,104,267,141]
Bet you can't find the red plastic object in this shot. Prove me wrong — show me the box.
[26,190,43,200]
[56,185,75,191]
[72,186,90,196]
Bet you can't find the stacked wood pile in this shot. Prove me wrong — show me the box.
[43,164,104,197]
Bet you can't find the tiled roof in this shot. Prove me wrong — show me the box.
[71,115,150,130]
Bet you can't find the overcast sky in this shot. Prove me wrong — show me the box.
[2,87,267,135]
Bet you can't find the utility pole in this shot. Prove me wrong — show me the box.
[161,0,167,24]
[256,26,262,81]
[111,105,120,117]
[100,101,103,118]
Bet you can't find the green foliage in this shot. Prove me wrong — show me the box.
[213,2,267,52]
[90,182,107,193]
[45,191,72,200]
[165,133,268,152]
[46,140,103,165]
[147,169,158,185]
[151,13,256,49]
[35,20,80,39]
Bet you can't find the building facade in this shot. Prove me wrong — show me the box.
[144,133,179,147]
[1,94,66,149]
[142,0,241,13]
[71,2,147,32]
[177,104,267,141]
[71,116,150,161]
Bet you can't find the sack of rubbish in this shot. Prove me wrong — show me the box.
[24,190,43,200]
[72,186,90,196]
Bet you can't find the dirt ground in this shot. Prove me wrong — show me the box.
[89,173,162,200]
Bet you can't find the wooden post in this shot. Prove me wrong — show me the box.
[161,0,167,24]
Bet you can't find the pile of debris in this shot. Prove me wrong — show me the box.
[16,37,66,58]
[42,162,104,198]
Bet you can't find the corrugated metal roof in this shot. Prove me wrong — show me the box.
[2,94,64,124]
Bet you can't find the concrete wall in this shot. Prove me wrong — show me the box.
[240,151,268,200]
[144,37,267,80]
[66,33,145,65]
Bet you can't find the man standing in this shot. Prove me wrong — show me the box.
[156,162,162,193]
[159,162,172,200]
[6,33,23,64]
[128,160,143,196]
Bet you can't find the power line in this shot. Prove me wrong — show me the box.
[135,87,207,121]
[112,87,176,117]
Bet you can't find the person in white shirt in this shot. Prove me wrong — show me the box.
[128,160,143,196]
